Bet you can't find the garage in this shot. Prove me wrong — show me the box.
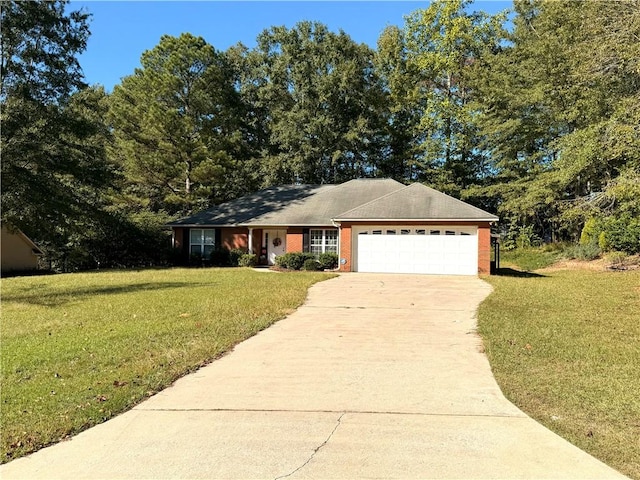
[353,225,478,275]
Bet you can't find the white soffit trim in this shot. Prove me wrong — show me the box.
[332,218,497,223]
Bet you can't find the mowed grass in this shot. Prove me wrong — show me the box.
[0,268,333,463]
[479,269,640,478]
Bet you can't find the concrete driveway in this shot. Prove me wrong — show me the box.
[1,274,627,479]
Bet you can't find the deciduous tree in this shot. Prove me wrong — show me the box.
[243,21,386,184]
[402,0,505,194]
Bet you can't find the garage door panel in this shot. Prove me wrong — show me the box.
[355,226,478,275]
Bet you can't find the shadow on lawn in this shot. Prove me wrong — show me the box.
[496,267,547,278]
[3,282,210,307]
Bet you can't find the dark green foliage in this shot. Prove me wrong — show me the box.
[229,248,247,267]
[0,1,131,271]
[318,252,339,270]
[502,225,541,251]
[109,33,260,216]
[402,0,506,193]
[0,0,89,102]
[38,210,173,272]
[470,0,640,244]
[209,248,231,267]
[0,0,108,237]
[189,252,204,267]
[275,252,316,270]
[67,211,171,271]
[603,217,640,255]
[303,259,322,271]
[238,254,257,267]
[374,26,423,182]
[582,215,640,255]
[239,21,387,184]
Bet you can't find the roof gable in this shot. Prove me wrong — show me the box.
[334,183,499,221]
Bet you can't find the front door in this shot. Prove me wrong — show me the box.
[264,229,286,265]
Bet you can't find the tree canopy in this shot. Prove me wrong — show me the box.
[468,0,640,246]
[237,21,386,184]
[3,0,639,269]
[1,1,114,249]
[109,33,258,216]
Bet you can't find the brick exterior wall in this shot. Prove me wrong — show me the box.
[286,228,303,253]
[221,228,249,251]
[477,222,492,275]
[338,224,352,272]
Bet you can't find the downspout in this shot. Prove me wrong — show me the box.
[331,219,342,271]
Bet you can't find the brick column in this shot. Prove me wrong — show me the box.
[477,223,491,275]
[338,224,352,272]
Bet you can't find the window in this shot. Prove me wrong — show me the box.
[310,229,338,255]
[359,231,369,235]
[416,229,426,235]
[400,229,411,235]
[190,229,215,257]
[430,230,440,235]
[445,230,456,236]
[372,230,382,235]
[461,232,470,236]
[386,229,396,235]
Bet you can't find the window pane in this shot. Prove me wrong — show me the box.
[203,244,214,256]
[358,231,368,235]
[190,245,202,256]
[310,245,323,255]
[416,229,426,235]
[190,229,202,243]
[204,229,215,244]
[386,229,396,235]
[310,230,323,245]
[445,230,456,236]
[430,230,440,235]
[325,230,338,246]
[325,244,338,253]
[400,229,411,235]
[372,230,382,235]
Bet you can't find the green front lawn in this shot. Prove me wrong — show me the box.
[0,268,333,463]
[479,269,640,479]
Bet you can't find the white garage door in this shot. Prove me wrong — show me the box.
[354,226,478,275]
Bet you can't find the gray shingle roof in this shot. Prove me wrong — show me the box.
[168,179,498,227]
[333,183,499,221]
[167,184,332,226]
[244,178,404,226]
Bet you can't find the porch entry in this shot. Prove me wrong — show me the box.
[263,229,286,265]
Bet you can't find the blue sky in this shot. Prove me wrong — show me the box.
[71,1,512,92]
